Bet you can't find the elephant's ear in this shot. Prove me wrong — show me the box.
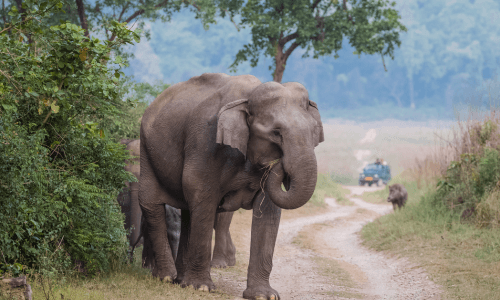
[216,99,250,157]
[308,100,324,146]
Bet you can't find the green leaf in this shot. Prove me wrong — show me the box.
[51,103,60,113]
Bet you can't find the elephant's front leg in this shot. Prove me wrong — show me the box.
[177,192,218,291]
[243,192,281,300]
[211,211,236,268]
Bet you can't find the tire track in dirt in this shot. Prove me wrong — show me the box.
[213,186,442,299]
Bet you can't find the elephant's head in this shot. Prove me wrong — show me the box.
[216,81,324,210]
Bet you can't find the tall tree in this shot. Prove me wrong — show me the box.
[1,0,227,43]
[226,0,407,83]
[80,0,222,42]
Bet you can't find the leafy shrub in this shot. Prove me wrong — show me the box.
[0,0,138,276]
[434,114,500,227]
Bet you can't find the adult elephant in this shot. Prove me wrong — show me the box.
[117,139,236,266]
[139,73,324,299]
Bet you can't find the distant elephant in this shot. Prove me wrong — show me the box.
[117,139,142,247]
[139,73,324,299]
[117,139,236,266]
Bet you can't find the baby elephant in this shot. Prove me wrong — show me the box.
[387,183,408,210]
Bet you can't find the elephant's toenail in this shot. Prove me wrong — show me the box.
[162,276,172,283]
[270,295,277,300]
[198,285,209,292]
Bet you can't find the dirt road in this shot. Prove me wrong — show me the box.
[212,186,442,300]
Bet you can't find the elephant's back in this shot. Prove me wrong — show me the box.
[124,139,140,179]
[142,73,231,132]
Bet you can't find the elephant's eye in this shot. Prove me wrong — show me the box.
[272,130,281,137]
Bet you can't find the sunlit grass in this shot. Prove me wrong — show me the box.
[361,180,500,299]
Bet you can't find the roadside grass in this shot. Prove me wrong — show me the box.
[360,186,389,204]
[361,189,500,299]
[310,173,352,206]
[361,175,424,205]
[360,111,500,300]
[29,259,233,300]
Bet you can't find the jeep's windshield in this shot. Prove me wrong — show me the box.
[364,164,380,171]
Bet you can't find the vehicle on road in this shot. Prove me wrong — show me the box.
[359,160,391,186]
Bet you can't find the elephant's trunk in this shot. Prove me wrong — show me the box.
[264,148,317,210]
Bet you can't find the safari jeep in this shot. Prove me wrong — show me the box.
[358,163,391,186]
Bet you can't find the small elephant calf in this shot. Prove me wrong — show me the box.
[387,183,407,210]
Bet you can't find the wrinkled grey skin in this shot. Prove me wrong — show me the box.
[387,183,408,210]
[118,139,235,266]
[117,139,142,247]
[139,73,324,299]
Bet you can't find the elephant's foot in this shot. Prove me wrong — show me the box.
[210,253,236,268]
[243,285,280,300]
[178,275,215,292]
[151,265,176,282]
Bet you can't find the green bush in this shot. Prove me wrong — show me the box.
[434,118,500,226]
[0,0,138,276]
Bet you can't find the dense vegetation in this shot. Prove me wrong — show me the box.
[0,0,143,276]
[361,111,500,298]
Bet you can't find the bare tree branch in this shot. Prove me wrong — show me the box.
[279,32,299,47]
[283,42,300,61]
[381,53,387,72]
[108,0,169,41]
[118,2,130,22]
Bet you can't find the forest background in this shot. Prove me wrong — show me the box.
[125,0,500,121]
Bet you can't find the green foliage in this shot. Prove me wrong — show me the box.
[437,146,500,224]
[0,0,137,276]
[226,0,407,79]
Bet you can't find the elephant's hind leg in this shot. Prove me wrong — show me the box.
[211,211,236,268]
[140,202,177,281]
[139,155,177,281]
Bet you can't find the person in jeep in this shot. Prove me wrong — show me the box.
[359,158,392,186]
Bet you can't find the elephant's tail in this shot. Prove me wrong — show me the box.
[129,215,145,263]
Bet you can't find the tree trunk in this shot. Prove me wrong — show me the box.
[75,0,89,37]
[273,46,286,83]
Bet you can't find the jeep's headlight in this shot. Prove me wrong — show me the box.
[374,174,379,178]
